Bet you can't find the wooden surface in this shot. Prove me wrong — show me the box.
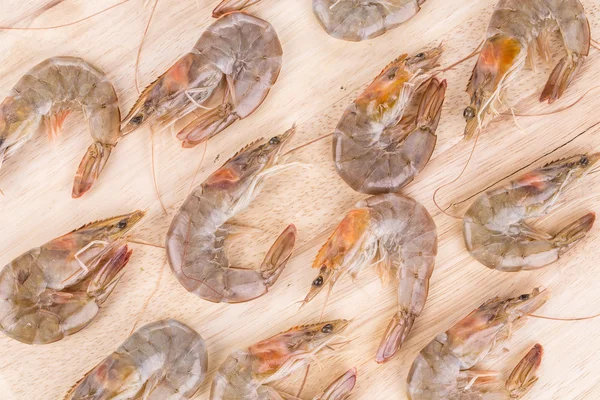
[2,1,600,399]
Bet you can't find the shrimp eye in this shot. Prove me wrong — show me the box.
[416,52,425,58]
[269,136,280,145]
[463,107,475,121]
[321,324,333,333]
[117,219,128,229]
[518,294,530,301]
[131,115,143,125]
[312,276,324,287]
[580,156,589,166]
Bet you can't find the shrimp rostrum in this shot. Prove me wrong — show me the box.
[463,153,598,271]
[0,57,122,197]
[122,12,282,148]
[166,128,298,303]
[302,193,438,363]
[463,0,590,138]
[407,288,548,400]
[313,0,427,42]
[210,319,351,400]
[0,211,144,344]
[65,319,208,400]
[334,46,445,194]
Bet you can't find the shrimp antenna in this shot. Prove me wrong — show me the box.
[135,0,159,94]
[188,141,209,196]
[319,282,334,322]
[505,85,600,118]
[150,125,168,214]
[0,0,130,30]
[432,128,480,219]
[590,38,600,51]
[126,237,165,249]
[296,364,310,398]
[282,132,334,156]
[530,312,600,322]
[129,257,167,334]
[435,40,483,75]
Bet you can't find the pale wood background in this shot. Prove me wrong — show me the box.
[1,0,600,399]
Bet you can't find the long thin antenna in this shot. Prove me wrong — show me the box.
[150,126,168,214]
[283,132,333,156]
[0,0,130,30]
[531,312,600,321]
[135,0,159,94]
[129,258,166,334]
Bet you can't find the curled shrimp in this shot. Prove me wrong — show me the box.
[313,0,427,42]
[65,319,208,399]
[210,319,350,399]
[122,12,282,148]
[0,210,145,344]
[463,153,598,271]
[407,288,548,399]
[166,127,299,303]
[0,57,122,198]
[334,46,445,194]
[213,0,262,17]
[302,193,437,363]
[463,0,590,138]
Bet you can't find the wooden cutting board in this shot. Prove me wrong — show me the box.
[1,1,600,398]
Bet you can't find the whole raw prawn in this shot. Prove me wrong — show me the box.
[463,0,590,139]
[463,153,598,271]
[166,127,298,303]
[407,288,548,399]
[334,47,445,194]
[302,193,437,363]
[210,319,350,399]
[313,0,427,42]
[0,57,122,198]
[0,210,144,344]
[122,12,282,148]
[65,319,208,399]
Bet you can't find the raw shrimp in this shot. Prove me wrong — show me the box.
[302,193,437,363]
[334,47,445,194]
[213,0,262,17]
[463,0,590,139]
[313,367,357,400]
[313,0,426,42]
[122,12,282,148]
[463,153,598,271]
[0,57,122,198]
[406,288,548,400]
[210,319,350,399]
[65,319,208,400]
[0,210,145,344]
[166,127,298,303]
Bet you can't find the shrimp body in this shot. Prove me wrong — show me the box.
[122,12,282,148]
[166,128,297,303]
[463,153,598,271]
[333,47,445,194]
[210,320,350,400]
[313,0,426,42]
[407,288,548,400]
[0,57,122,197]
[303,193,437,363]
[65,319,208,399]
[0,211,144,344]
[464,0,590,138]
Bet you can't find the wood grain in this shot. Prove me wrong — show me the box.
[1,0,600,399]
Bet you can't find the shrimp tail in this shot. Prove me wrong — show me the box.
[540,54,584,104]
[177,103,237,148]
[87,245,132,304]
[374,310,416,364]
[553,212,595,250]
[72,142,113,198]
[262,224,297,286]
[505,343,543,399]
[417,78,447,132]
